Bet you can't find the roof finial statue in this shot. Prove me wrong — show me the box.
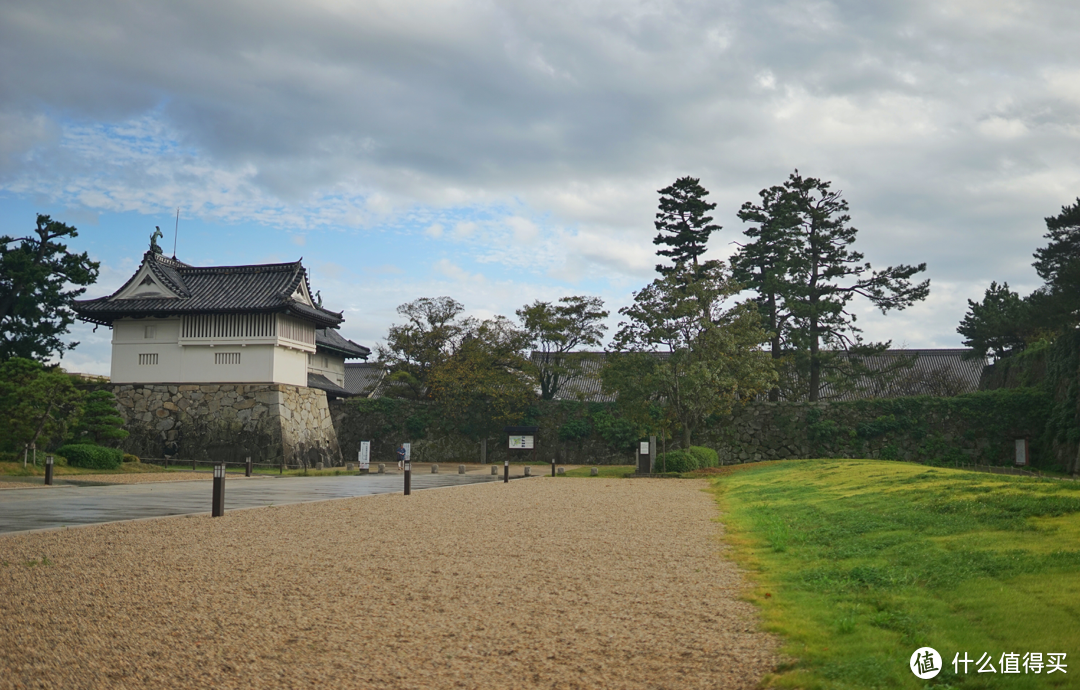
[314,290,323,307]
[150,226,164,255]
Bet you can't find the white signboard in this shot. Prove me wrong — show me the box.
[1015,438,1028,466]
[508,435,534,450]
[639,441,650,455]
[403,443,412,461]
[358,441,370,470]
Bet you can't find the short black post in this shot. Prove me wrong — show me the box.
[212,463,225,517]
[503,459,509,484]
[45,455,54,485]
[245,456,252,477]
[551,457,556,477]
[280,460,284,475]
[193,457,197,471]
[404,460,411,496]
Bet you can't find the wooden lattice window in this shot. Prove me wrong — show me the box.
[214,352,241,365]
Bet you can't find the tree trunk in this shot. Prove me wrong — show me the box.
[682,425,692,448]
[809,315,820,402]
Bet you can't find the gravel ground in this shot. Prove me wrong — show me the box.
[0,482,42,491]
[0,477,777,689]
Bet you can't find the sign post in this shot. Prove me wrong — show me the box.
[504,425,538,484]
[638,440,651,474]
[358,441,371,472]
[45,455,54,486]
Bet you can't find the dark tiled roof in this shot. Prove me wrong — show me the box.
[74,251,343,327]
[344,363,386,397]
[530,349,987,403]
[307,373,354,398]
[813,349,987,401]
[530,351,618,402]
[316,328,370,360]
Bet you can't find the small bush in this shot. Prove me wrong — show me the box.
[56,444,123,470]
[656,450,699,473]
[688,446,719,468]
[122,453,140,463]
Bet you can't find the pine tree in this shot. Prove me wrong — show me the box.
[652,177,720,275]
[72,390,129,446]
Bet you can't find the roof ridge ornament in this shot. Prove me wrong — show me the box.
[150,226,164,255]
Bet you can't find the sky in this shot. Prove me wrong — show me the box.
[2,0,1079,375]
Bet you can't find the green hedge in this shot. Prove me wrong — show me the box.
[56,444,123,470]
[656,450,698,473]
[688,446,719,468]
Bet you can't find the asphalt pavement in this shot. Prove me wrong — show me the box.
[0,472,514,535]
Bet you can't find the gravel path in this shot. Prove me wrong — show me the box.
[0,478,777,689]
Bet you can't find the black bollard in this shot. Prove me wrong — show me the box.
[212,463,225,517]
[551,457,556,477]
[193,457,197,471]
[404,460,411,496]
[45,455,54,485]
[245,456,252,477]
[504,459,509,484]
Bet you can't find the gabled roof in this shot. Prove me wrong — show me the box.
[74,251,343,327]
[316,328,370,360]
[344,362,387,398]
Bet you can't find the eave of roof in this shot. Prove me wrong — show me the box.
[73,251,344,327]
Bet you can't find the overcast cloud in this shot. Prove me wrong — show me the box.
[2,0,1080,373]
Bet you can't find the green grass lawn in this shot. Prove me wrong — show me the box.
[712,459,1080,689]
[0,460,168,477]
[558,465,637,478]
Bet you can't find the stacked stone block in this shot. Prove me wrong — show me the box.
[114,383,341,467]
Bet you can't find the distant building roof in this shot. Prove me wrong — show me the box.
[307,373,354,398]
[529,349,987,403]
[344,362,386,398]
[315,328,370,360]
[73,251,343,328]
[811,348,987,401]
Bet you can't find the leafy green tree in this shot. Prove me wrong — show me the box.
[957,282,1031,360]
[732,171,930,401]
[604,261,775,447]
[652,177,721,275]
[517,295,608,399]
[70,389,129,446]
[427,316,533,438]
[0,358,84,459]
[0,215,100,362]
[377,297,472,399]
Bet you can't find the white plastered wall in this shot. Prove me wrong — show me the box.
[307,352,347,388]
[110,317,309,386]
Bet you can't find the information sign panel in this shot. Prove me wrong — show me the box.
[358,441,371,470]
[403,443,412,461]
[509,435,534,450]
[639,441,650,455]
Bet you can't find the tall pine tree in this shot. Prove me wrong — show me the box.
[652,177,720,275]
[733,171,930,401]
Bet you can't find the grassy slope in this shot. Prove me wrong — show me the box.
[712,459,1080,689]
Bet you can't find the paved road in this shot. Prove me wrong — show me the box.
[0,473,514,535]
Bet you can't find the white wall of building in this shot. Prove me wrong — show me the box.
[111,317,311,386]
[308,352,347,388]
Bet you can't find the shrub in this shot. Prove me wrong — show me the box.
[56,444,123,470]
[122,453,140,463]
[687,446,719,468]
[655,450,699,473]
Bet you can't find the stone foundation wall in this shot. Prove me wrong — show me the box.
[114,383,341,467]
